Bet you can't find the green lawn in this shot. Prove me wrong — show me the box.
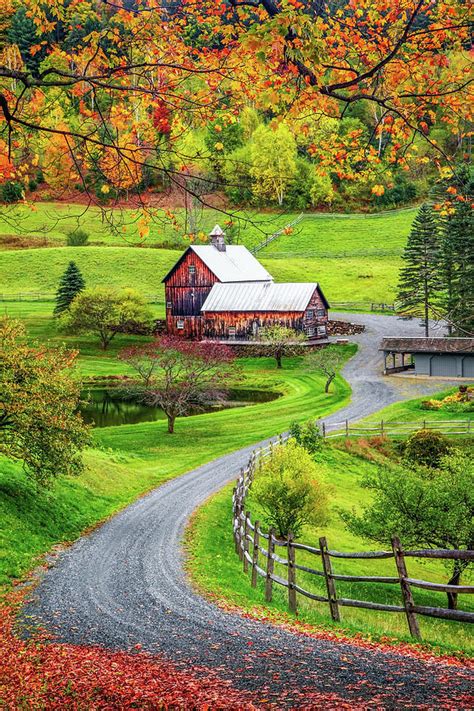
[0,245,401,305]
[0,352,353,590]
[187,442,474,656]
[0,202,416,254]
[359,388,474,425]
[259,209,416,258]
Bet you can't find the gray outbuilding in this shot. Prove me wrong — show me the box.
[380,337,474,378]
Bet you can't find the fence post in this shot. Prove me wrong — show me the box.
[322,422,326,439]
[265,528,275,602]
[237,505,244,560]
[391,536,421,640]
[381,419,384,437]
[345,420,349,438]
[251,521,260,588]
[287,533,297,614]
[319,536,340,622]
[243,512,251,574]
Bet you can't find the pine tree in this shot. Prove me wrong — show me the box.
[54,262,85,316]
[442,201,474,335]
[7,7,43,74]
[397,203,440,336]
[436,165,474,336]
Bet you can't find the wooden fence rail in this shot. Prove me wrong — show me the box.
[321,419,473,439]
[232,438,474,640]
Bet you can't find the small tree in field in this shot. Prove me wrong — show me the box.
[120,337,237,433]
[251,440,329,538]
[341,451,473,610]
[0,317,90,486]
[61,287,153,350]
[54,261,85,316]
[305,345,347,393]
[258,324,304,368]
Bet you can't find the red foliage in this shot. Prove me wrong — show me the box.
[0,597,255,709]
[152,101,172,135]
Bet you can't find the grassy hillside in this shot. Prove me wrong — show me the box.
[0,245,400,305]
[187,442,474,655]
[0,354,352,589]
[259,209,416,257]
[0,203,416,253]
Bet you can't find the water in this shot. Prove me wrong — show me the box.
[80,387,280,428]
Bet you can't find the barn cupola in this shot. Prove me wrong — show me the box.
[209,224,226,252]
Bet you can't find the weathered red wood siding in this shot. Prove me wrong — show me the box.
[164,250,218,338]
[201,287,328,340]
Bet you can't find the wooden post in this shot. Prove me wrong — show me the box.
[237,505,244,560]
[243,512,250,573]
[319,536,340,622]
[391,536,421,640]
[322,422,326,438]
[251,521,260,588]
[345,419,349,438]
[265,528,275,602]
[380,419,384,437]
[287,533,297,614]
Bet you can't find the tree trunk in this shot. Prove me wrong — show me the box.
[424,277,429,337]
[447,565,462,610]
[276,353,282,368]
[325,373,335,393]
[167,414,175,434]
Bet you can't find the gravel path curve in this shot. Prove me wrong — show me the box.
[23,314,473,707]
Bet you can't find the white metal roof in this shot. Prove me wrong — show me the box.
[201,282,320,312]
[190,245,273,283]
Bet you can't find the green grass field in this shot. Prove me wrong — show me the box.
[358,388,473,424]
[0,353,352,590]
[0,202,416,253]
[0,245,401,305]
[187,441,474,656]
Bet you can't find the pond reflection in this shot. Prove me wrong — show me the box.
[79,388,280,428]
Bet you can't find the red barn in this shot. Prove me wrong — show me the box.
[163,225,329,340]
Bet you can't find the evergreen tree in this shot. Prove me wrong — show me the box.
[397,203,440,336]
[435,165,474,336]
[8,8,41,73]
[54,261,85,316]
[441,201,474,335]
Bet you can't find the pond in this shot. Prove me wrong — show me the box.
[79,387,281,428]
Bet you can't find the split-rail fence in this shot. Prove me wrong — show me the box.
[321,419,473,439]
[232,438,474,640]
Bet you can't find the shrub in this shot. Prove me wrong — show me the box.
[402,429,451,468]
[66,229,89,246]
[28,179,38,192]
[251,440,329,538]
[289,420,323,454]
[1,181,23,203]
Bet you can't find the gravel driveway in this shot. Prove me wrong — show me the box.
[23,314,472,708]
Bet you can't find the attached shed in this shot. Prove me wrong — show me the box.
[201,281,329,340]
[380,337,474,378]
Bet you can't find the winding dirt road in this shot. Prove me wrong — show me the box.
[23,314,473,708]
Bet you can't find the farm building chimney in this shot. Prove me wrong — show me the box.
[209,224,226,252]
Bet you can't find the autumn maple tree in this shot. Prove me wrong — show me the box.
[0,0,470,212]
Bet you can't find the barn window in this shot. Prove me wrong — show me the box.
[307,327,315,337]
[176,319,185,330]
[166,301,172,309]
[317,325,327,336]
[188,265,196,275]
[228,327,236,339]
[317,308,326,317]
[306,309,314,319]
